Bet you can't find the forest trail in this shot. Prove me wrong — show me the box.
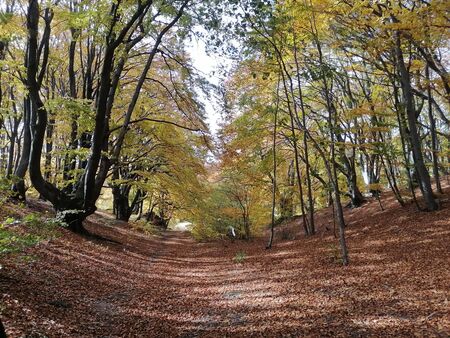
[1,188,450,337]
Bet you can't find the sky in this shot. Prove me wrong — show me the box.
[186,34,230,136]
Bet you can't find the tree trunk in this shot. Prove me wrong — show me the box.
[6,117,19,178]
[293,36,315,234]
[380,155,405,206]
[63,28,79,185]
[57,208,86,234]
[395,33,437,211]
[136,199,144,221]
[378,128,405,206]
[44,117,54,182]
[393,82,421,209]
[111,168,136,222]
[0,317,6,338]
[426,66,442,194]
[113,186,145,222]
[344,155,365,208]
[280,162,295,219]
[115,192,132,221]
[336,131,365,208]
[112,185,131,222]
[243,216,250,241]
[279,67,309,235]
[54,194,87,233]
[267,87,279,249]
[310,13,349,264]
[12,97,32,200]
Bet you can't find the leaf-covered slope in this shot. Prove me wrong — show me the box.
[0,186,449,337]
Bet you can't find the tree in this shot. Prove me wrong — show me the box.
[23,0,192,232]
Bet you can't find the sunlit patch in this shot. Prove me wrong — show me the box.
[352,315,413,329]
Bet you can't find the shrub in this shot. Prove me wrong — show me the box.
[132,220,162,236]
[233,250,246,264]
[23,213,41,227]
[0,176,21,205]
[191,224,220,241]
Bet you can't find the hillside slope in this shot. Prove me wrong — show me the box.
[0,186,449,337]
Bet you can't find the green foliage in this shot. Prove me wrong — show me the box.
[191,223,220,241]
[45,97,94,134]
[0,177,16,204]
[23,213,41,227]
[132,220,163,236]
[1,217,15,227]
[0,213,62,257]
[0,228,41,256]
[190,180,260,241]
[233,250,247,264]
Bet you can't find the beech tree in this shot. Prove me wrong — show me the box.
[203,0,448,264]
[22,0,193,232]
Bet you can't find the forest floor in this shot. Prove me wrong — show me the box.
[0,184,449,337]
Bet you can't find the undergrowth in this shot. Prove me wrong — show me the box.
[0,212,62,257]
[233,250,247,264]
[132,220,163,236]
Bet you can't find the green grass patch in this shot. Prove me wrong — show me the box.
[0,213,62,257]
[0,228,42,255]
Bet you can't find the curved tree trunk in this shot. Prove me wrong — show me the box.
[279,67,310,236]
[311,15,349,264]
[293,36,315,235]
[6,112,20,178]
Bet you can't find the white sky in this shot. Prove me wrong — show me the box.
[187,35,229,136]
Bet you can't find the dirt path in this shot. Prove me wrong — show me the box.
[1,191,450,337]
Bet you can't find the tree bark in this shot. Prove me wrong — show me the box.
[426,66,442,194]
[267,81,279,249]
[395,33,437,211]
[0,317,6,338]
[279,66,310,236]
[12,98,32,200]
[293,36,315,234]
[337,138,365,208]
[6,116,19,178]
[310,9,349,264]
[21,0,192,233]
[393,81,421,209]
